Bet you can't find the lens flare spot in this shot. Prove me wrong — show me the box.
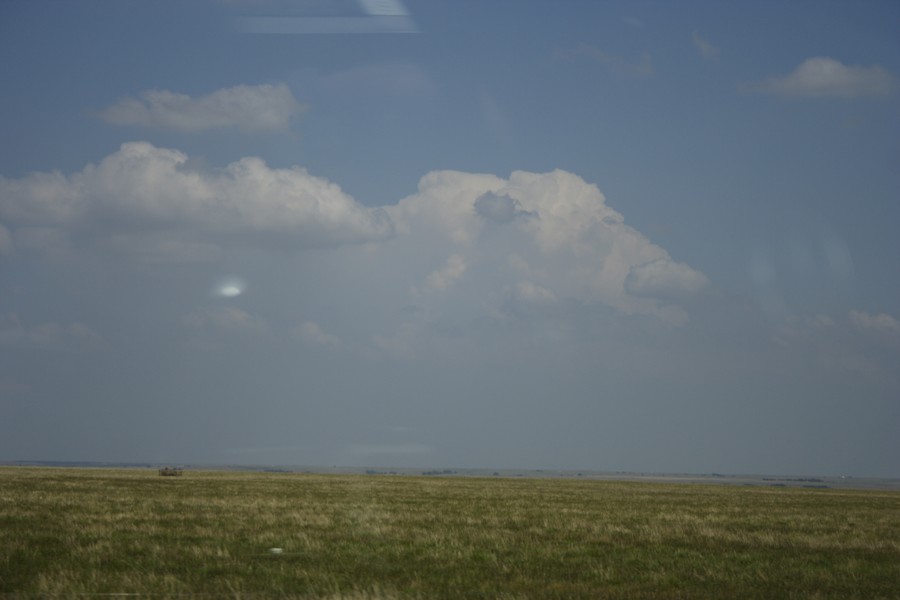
[214,278,246,298]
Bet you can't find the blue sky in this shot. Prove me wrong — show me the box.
[1,0,898,476]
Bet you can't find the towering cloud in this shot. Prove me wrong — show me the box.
[386,168,708,328]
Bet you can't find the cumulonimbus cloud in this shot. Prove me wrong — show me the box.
[98,83,305,132]
[388,168,708,324]
[741,57,896,98]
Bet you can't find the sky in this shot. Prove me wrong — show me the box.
[1,0,898,477]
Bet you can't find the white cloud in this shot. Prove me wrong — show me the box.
[692,31,719,60]
[742,57,896,98]
[423,254,466,292]
[625,258,710,300]
[0,141,393,259]
[0,170,83,225]
[98,83,304,132]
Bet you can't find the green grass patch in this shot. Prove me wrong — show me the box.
[1,467,898,598]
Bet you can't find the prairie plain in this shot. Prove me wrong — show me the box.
[1,467,898,599]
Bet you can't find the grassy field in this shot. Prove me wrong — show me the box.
[1,467,898,599]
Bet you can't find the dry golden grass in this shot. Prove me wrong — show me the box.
[1,467,898,599]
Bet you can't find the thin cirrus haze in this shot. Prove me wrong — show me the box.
[97,83,305,133]
[0,1,898,477]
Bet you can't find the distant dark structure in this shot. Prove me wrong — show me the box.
[158,467,183,476]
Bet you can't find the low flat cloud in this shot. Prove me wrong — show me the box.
[0,141,394,259]
[741,57,896,98]
[98,84,304,132]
